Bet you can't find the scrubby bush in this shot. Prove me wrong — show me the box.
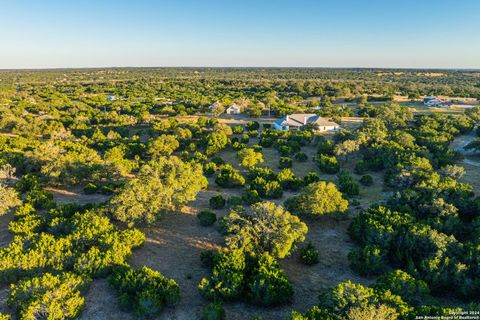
[198,249,246,300]
[83,183,97,194]
[348,244,388,276]
[0,183,21,216]
[200,249,221,268]
[201,302,225,320]
[8,272,88,320]
[237,148,264,168]
[249,177,283,199]
[278,145,293,156]
[209,194,226,209]
[204,162,217,176]
[246,121,260,131]
[248,253,293,306]
[25,189,55,209]
[233,126,244,134]
[294,152,308,162]
[338,171,359,196]
[374,270,431,306]
[317,139,335,155]
[227,196,243,207]
[198,210,217,226]
[215,165,245,188]
[109,266,180,318]
[279,157,293,169]
[199,251,294,307]
[299,242,320,265]
[354,160,369,174]
[277,169,302,191]
[241,189,261,205]
[303,172,320,185]
[317,154,340,174]
[359,174,374,186]
[0,208,145,283]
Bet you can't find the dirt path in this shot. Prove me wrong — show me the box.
[451,127,480,167]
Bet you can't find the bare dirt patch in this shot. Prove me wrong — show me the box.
[129,211,224,320]
[47,187,110,205]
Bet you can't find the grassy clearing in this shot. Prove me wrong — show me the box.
[460,162,480,196]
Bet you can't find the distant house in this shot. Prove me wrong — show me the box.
[274,113,340,132]
[423,96,451,108]
[106,95,117,101]
[226,104,242,115]
[208,101,222,110]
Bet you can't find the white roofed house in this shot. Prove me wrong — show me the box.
[208,101,222,110]
[225,103,242,115]
[274,113,340,132]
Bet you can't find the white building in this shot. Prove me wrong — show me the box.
[226,104,242,115]
[106,95,117,101]
[208,101,222,110]
[423,96,451,108]
[274,113,340,132]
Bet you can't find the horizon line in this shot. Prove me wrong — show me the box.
[0,65,480,72]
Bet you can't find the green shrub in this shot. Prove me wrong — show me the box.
[317,154,340,174]
[294,152,308,162]
[303,172,320,185]
[204,162,217,176]
[215,165,245,188]
[198,249,246,301]
[348,244,388,276]
[227,196,243,207]
[199,251,293,307]
[15,174,41,193]
[299,242,320,265]
[25,189,55,209]
[198,210,217,226]
[354,160,369,174]
[279,145,293,156]
[246,121,260,131]
[248,253,293,306]
[233,126,244,134]
[374,270,431,306]
[8,272,88,320]
[200,250,221,268]
[209,194,226,209]
[249,177,284,199]
[211,156,225,165]
[109,266,180,318]
[83,183,98,194]
[241,189,261,205]
[201,302,226,320]
[100,184,116,195]
[279,157,293,169]
[359,174,374,186]
[338,171,359,196]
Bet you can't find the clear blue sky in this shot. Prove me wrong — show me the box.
[1,0,479,69]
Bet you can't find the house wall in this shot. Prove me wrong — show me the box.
[274,123,288,131]
[226,108,241,115]
[317,125,340,132]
